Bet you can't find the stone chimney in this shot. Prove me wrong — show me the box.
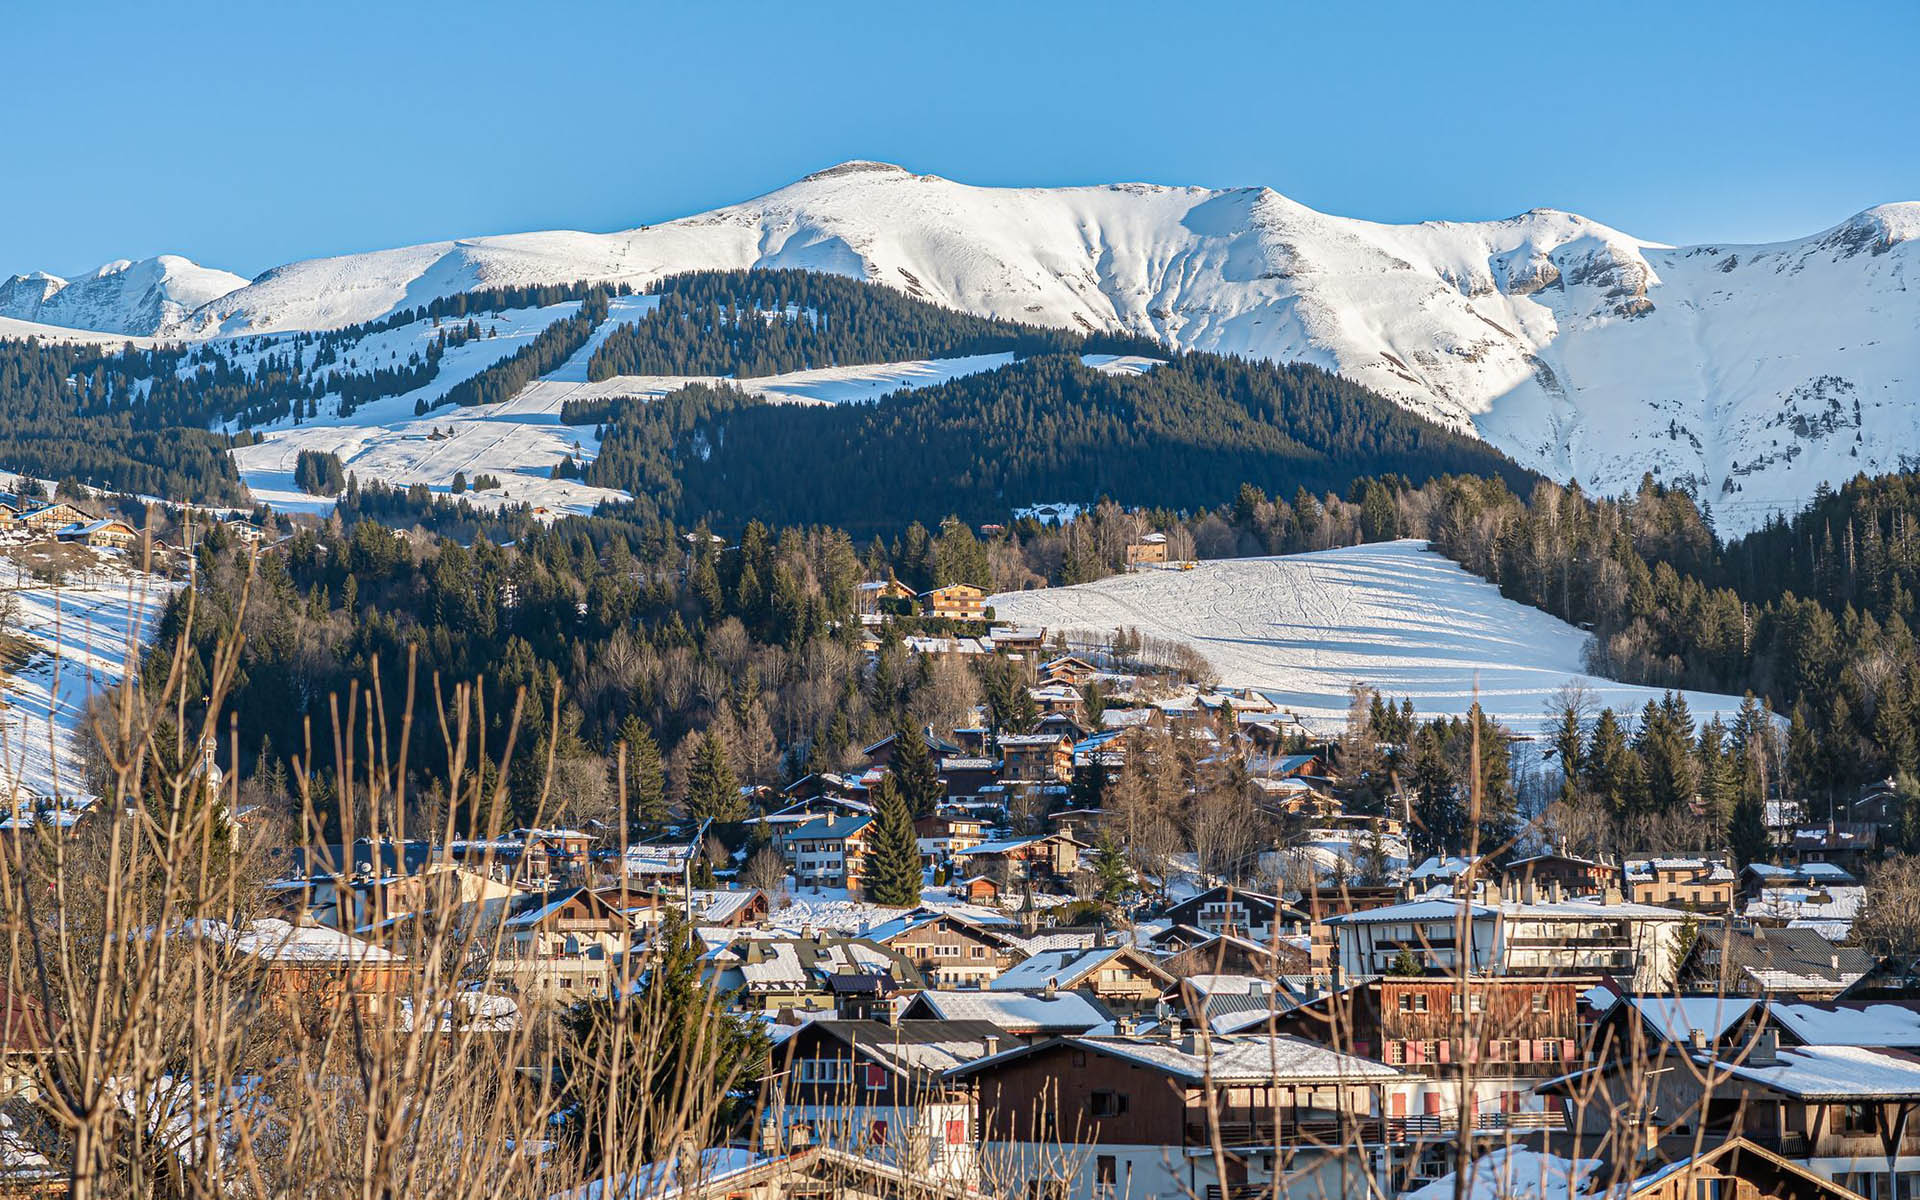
[1165,1015,1183,1043]
[1750,1029,1782,1067]
[983,1034,1000,1058]
[1043,978,1058,999]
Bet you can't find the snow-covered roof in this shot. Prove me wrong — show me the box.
[782,815,872,841]
[1623,995,1758,1044]
[1711,1044,1920,1100]
[1014,1034,1405,1086]
[989,947,1128,991]
[195,918,400,964]
[907,989,1108,1031]
[1404,1148,1602,1200]
[1625,856,1734,882]
[1770,1002,1920,1048]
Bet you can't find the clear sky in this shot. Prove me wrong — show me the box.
[8,0,1917,278]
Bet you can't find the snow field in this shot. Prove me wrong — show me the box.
[989,539,1752,735]
[0,558,176,811]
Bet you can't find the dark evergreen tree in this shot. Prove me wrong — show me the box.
[862,776,923,907]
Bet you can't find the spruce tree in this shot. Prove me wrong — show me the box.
[863,776,923,907]
[686,729,742,823]
[891,726,944,819]
[621,716,668,827]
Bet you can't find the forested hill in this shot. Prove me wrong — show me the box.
[587,268,1156,380]
[582,351,1540,535]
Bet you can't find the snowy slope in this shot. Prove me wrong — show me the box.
[7,163,1915,530]
[227,294,1048,517]
[988,540,1750,735]
[0,255,247,336]
[0,561,176,812]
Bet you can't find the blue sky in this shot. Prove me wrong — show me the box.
[8,0,1917,278]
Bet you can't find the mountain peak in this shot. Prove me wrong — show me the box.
[799,160,916,183]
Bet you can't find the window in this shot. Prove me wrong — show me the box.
[971,945,985,959]
[1532,993,1548,1013]
[1072,1049,1087,1067]
[1398,994,1413,1013]
[1090,1091,1129,1117]
[1095,1155,1118,1197]
[1387,1041,1405,1065]
[1541,1039,1563,1062]
[1694,1180,1723,1200]
[1842,1103,1876,1135]
[1450,993,1463,1013]
[1470,993,1486,1014]
[1414,994,1429,1013]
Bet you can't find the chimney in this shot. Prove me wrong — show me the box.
[983,1034,1000,1058]
[1689,1028,1707,1052]
[1550,880,1564,903]
[1116,1015,1136,1037]
[1043,978,1058,999]
[1165,1015,1183,1043]
[1750,1030,1781,1067]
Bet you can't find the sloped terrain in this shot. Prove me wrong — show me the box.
[989,540,1752,734]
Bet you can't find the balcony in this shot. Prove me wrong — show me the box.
[1184,1110,1563,1147]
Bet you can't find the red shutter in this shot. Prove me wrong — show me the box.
[866,1064,886,1089]
[1437,1040,1451,1064]
[946,1119,966,1145]
[871,1120,888,1145]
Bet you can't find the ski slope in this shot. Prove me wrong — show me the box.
[989,540,1750,734]
[0,561,176,814]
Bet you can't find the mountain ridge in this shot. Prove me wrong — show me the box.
[2,163,1915,533]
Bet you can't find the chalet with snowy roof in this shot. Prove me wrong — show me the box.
[995,733,1073,783]
[492,886,632,1000]
[55,517,139,548]
[16,502,87,532]
[860,911,1024,987]
[1037,655,1097,687]
[913,812,987,861]
[855,577,916,618]
[1626,854,1736,909]
[1272,974,1598,1131]
[769,1019,1001,1181]
[1677,925,1874,1000]
[702,934,925,1015]
[1501,849,1618,898]
[920,583,987,622]
[862,728,962,769]
[1792,821,1881,875]
[948,1033,1413,1200]
[989,946,1174,1015]
[603,885,769,934]
[953,832,1083,884]
[1323,894,1694,991]
[776,815,873,892]
[185,918,408,1019]
[1098,706,1160,732]
[898,989,1111,1039]
[937,757,1000,800]
[1029,712,1088,746]
[1158,885,1305,943]
[986,625,1046,653]
[1123,532,1169,566]
[1739,863,1865,939]
[1155,929,1314,979]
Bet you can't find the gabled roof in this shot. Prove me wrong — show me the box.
[1694,925,1875,989]
[1768,1001,1920,1048]
[988,946,1170,992]
[782,815,873,842]
[901,989,1110,1033]
[1706,1043,1920,1100]
[946,1033,1406,1086]
[1619,995,1759,1044]
[798,1019,1006,1078]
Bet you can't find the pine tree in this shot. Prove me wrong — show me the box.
[686,729,742,822]
[863,776,923,907]
[621,716,668,827]
[1696,717,1739,841]
[891,725,944,819]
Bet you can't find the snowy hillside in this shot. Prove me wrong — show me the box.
[0,557,175,814]
[0,254,247,336]
[988,540,1751,735]
[6,163,1915,530]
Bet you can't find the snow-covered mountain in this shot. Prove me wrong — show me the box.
[0,254,248,336]
[5,162,1916,532]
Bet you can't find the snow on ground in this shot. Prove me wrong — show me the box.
[230,296,1080,518]
[765,885,1069,937]
[230,298,630,517]
[0,555,176,812]
[990,539,1752,735]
